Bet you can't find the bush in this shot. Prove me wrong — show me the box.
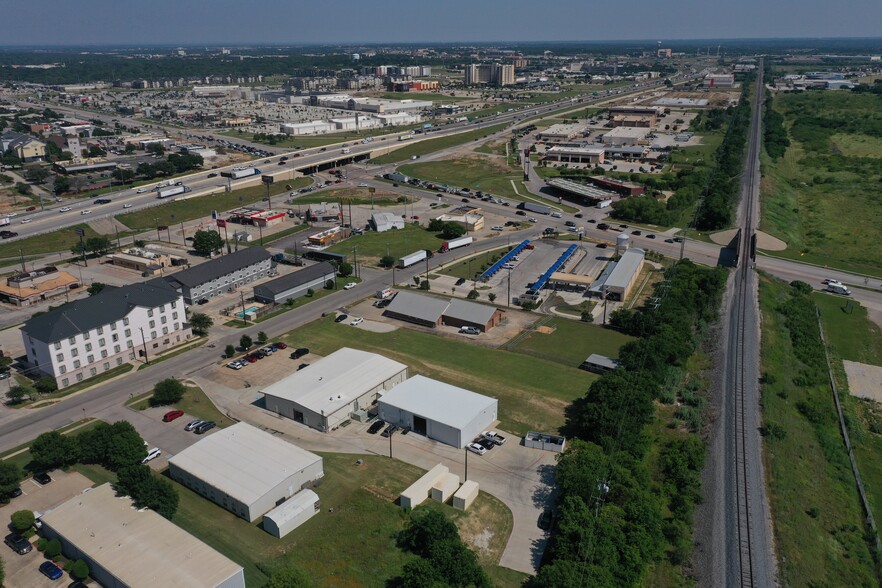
[379,255,395,268]
[466,289,479,300]
[150,378,185,407]
[338,262,353,277]
[419,280,430,290]
[36,538,48,551]
[306,288,314,297]
[10,509,35,531]
[71,559,90,580]
[30,430,79,471]
[34,376,58,394]
[325,279,335,290]
[45,538,62,559]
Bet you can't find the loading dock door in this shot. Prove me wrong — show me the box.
[413,415,427,436]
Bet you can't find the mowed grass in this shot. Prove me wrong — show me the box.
[399,158,524,202]
[438,247,512,280]
[326,223,444,264]
[117,177,312,232]
[370,123,508,164]
[508,317,633,368]
[170,453,519,588]
[280,316,596,435]
[176,384,237,428]
[759,277,877,586]
[222,124,423,150]
[0,223,104,260]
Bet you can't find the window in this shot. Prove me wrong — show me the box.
[149,320,155,329]
[160,305,165,313]
[103,362,110,371]
[110,322,117,331]
[87,355,94,364]
[54,342,61,351]
[56,353,64,362]
[148,309,154,318]
[116,357,123,366]
[83,332,90,340]
[128,352,135,360]
[160,316,167,325]
[59,365,66,374]
[123,318,129,326]
[172,312,178,320]
[171,301,177,309]
[97,327,104,335]
[62,378,69,387]
[73,360,81,369]
[124,329,131,338]
[89,367,97,376]
[127,341,133,348]
[71,348,79,357]
[100,350,107,359]
[162,327,168,335]
[98,338,105,347]
[68,337,76,345]
[173,323,179,331]
[114,345,121,353]
[112,334,118,342]
[150,331,157,340]
[85,343,92,352]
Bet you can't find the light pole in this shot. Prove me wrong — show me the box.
[464,446,468,481]
[139,327,149,364]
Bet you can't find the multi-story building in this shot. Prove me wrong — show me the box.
[464,63,515,86]
[20,279,192,389]
[163,247,274,304]
[0,132,47,162]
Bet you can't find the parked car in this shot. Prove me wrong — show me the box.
[597,223,609,230]
[344,282,357,290]
[381,424,399,437]
[244,355,258,363]
[596,243,608,249]
[194,421,216,434]
[162,410,185,422]
[39,561,64,580]
[33,472,51,485]
[476,438,495,450]
[298,363,310,371]
[273,342,288,350]
[227,361,243,370]
[261,346,274,355]
[350,317,364,326]
[538,509,554,530]
[142,447,161,464]
[367,420,386,434]
[646,234,656,239]
[459,326,481,335]
[184,419,204,432]
[290,348,309,359]
[482,431,507,445]
[455,277,466,286]
[334,314,348,323]
[467,442,487,456]
[5,533,32,555]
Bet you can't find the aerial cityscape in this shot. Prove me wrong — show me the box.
[0,2,881,587]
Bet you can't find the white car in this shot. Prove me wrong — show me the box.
[80,209,92,215]
[20,218,32,224]
[343,282,356,290]
[142,447,161,464]
[123,203,133,209]
[350,317,364,326]
[358,183,368,187]
[136,188,148,194]
[467,442,487,456]
[529,217,537,223]
[822,278,843,287]
[226,361,242,370]
[59,206,71,212]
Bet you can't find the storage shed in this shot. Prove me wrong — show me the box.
[253,262,336,304]
[378,375,498,448]
[431,473,461,504]
[400,464,449,509]
[453,480,479,511]
[262,489,321,538]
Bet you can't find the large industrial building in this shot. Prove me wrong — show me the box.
[600,126,648,146]
[543,145,605,165]
[253,262,336,304]
[164,247,274,304]
[377,375,498,448]
[537,123,588,143]
[383,291,505,332]
[40,483,245,588]
[168,423,324,522]
[262,348,408,431]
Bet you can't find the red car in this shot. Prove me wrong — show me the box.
[163,410,185,422]
[244,355,258,363]
[274,342,288,349]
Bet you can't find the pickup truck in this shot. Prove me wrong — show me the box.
[482,431,506,445]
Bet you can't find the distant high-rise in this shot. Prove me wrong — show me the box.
[464,63,514,86]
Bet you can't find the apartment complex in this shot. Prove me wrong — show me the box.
[464,63,515,86]
[20,279,192,389]
[164,247,274,304]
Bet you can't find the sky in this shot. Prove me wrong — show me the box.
[2,0,881,46]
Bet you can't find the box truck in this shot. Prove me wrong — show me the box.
[439,236,473,253]
[376,288,393,299]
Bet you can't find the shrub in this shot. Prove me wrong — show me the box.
[36,538,48,551]
[325,279,335,290]
[34,376,58,394]
[150,378,185,407]
[466,289,479,300]
[10,509,35,531]
[45,538,62,559]
[306,288,314,297]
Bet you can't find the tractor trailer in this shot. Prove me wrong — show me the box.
[157,185,190,199]
[230,168,261,179]
[439,236,473,253]
[398,249,427,268]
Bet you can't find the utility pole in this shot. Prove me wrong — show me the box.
[139,328,149,364]
[507,267,511,308]
[464,446,468,481]
[75,228,87,267]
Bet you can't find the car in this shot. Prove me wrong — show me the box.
[375,298,392,308]
[673,236,684,243]
[596,243,608,249]
[184,419,205,431]
[358,183,368,188]
[538,509,554,531]
[95,198,112,205]
[632,230,642,236]
[0,231,19,239]
[273,342,288,350]
[244,355,258,363]
[290,348,309,359]
[8,486,22,498]
[207,172,218,178]
[574,213,583,218]
[5,532,32,555]
[33,472,51,485]
[367,420,386,434]
[142,447,161,464]
[25,206,36,212]
[254,350,266,359]
[227,361,243,370]
[350,317,364,326]
[619,224,628,229]
[646,234,656,239]
[461,198,470,203]
[80,209,92,215]
[587,219,596,223]
[460,326,481,335]
[196,298,209,305]
[194,421,216,434]
[515,210,526,216]
[19,218,32,224]
[39,561,64,580]
[334,314,349,323]
[123,203,133,208]
[59,206,71,212]
[455,278,466,286]
[597,223,609,230]
[162,410,185,422]
[482,430,507,445]
[491,226,505,231]
[401,426,411,435]
[297,363,310,371]
[467,443,487,456]
[136,188,148,194]
[344,282,356,290]
[565,221,576,227]
[261,346,274,355]
[381,424,399,437]
[822,278,844,286]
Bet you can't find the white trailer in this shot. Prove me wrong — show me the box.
[0,217,9,227]
[399,249,427,268]
[440,236,473,253]
[595,199,613,209]
[231,168,261,179]
[157,185,189,199]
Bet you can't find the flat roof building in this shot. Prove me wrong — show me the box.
[600,126,649,146]
[371,212,406,232]
[378,375,498,448]
[383,291,505,332]
[603,247,645,301]
[168,423,324,523]
[0,266,79,307]
[262,348,408,432]
[164,247,273,304]
[40,483,245,588]
[253,262,337,304]
[537,123,589,143]
[544,145,605,165]
[580,353,621,374]
[546,177,617,204]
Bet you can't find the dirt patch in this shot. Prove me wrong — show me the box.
[844,360,882,402]
[535,325,556,335]
[362,484,396,502]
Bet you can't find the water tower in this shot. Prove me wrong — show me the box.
[615,233,631,255]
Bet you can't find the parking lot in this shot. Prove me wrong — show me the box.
[202,342,312,390]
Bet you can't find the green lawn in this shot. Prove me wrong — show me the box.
[170,453,519,588]
[438,247,512,280]
[280,316,596,435]
[667,131,723,169]
[507,317,633,368]
[370,123,509,164]
[175,385,237,428]
[326,223,444,264]
[0,223,105,260]
[71,463,117,487]
[116,177,312,232]
[759,277,877,586]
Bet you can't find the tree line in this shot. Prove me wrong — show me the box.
[763,92,790,160]
[529,260,726,587]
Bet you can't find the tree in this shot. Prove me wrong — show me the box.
[419,279,430,290]
[34,376,58,394]
[124,143,136,154]
[85,236,113,256]
[240,334,253,350]
[135,475,179,519]
[0,461,22,499]
[189,312,213,336]
[115,464,152,497]
[112,167,135,184]
[151,378,185,406]
[25,165,49,184]
[467,289,479,300]
[266,566,313,588]
[11,509,35,531]
[225,344,236,358]
[146,143,165,156]
[105,421,147,470]
[338,262,353,277]
[30,430,79,471]
[399,559,445,588]
[427,218,445,232]
[441,222,466,239]
[87,282,106,296]
[76,421,112,464]
[325,279,335,290]
[488,293,497,302]
[192,229,224,256]
[6,385,28,404]
[379,255,395,268]
[87,145,106,158]
[257,331,268,344]
[53,175,70,195]
[134,239,147,248]
[45,538,62,559]
[14,182,31,195]
[71,560,90,581]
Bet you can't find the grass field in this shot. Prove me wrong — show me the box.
[222,124,423,150]
[438,247,511,280]
[399,158,523,202]
[0,223,105,261]
[176,384,237,428]
[326,223,444,264]
[370,123,509,164]
[759,276,877,586]
[117,177,312,232]
[170,453,520,588]
[759,92,882,275]
[667,131,724,169]
[506,317,633,368]
[279,315,597,435]
[295,187,401,206]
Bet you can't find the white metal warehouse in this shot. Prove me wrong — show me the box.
[377,375,498,448]
[262,347,408,431]
[168,423,324,522]
[40,483,245,588]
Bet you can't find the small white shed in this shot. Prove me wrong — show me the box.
[262,489,320,538]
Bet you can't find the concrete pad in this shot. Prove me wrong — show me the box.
[843,360,882,402]
[709,229,786,251]
[710,229,739,246]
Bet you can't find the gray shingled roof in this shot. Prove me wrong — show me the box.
[254,262,335,296]
[22,279,179,343]
[165,247,272,289]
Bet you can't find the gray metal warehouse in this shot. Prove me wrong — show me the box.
[383,291,505,332]
[40,483,245,588]
[262,347,408,431]
[168,423,324,522]
[377,375,498,448]
[253,262,336,303]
